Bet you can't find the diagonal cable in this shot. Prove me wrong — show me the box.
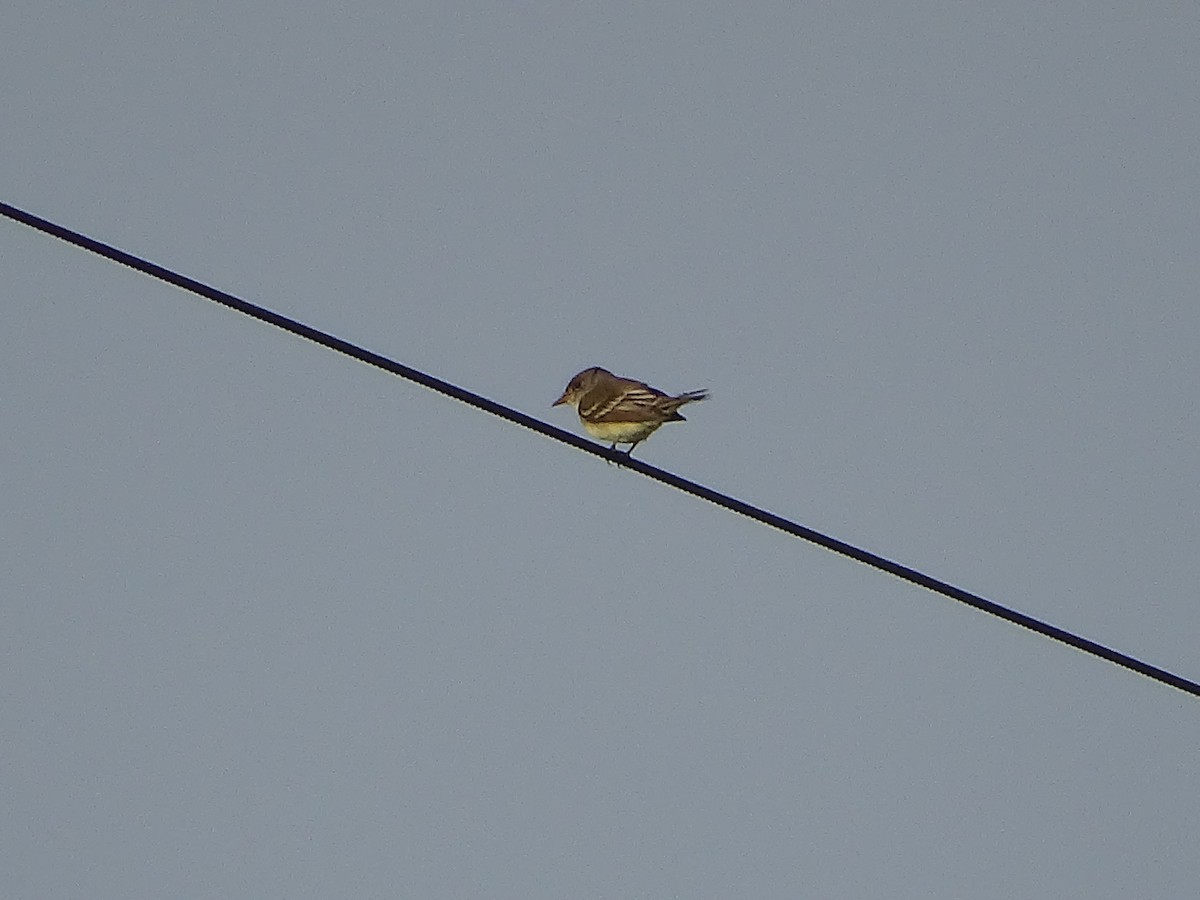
[3,199,1196,698]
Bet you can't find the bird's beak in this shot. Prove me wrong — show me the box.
[551,391,569,407]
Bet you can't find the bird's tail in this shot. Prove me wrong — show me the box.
[662,389,709,420]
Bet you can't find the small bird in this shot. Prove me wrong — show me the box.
[552,366,708,455]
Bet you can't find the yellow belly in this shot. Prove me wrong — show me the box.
[582,419,663,444]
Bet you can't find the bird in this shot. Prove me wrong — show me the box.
[552,366,708,455]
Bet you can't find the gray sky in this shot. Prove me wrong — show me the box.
[4,2,1198,897]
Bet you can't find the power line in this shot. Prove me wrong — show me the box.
[4,199,1197,699]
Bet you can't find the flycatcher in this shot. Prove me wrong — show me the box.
[552,366,708,455]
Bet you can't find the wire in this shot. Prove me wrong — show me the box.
[4,199,1197,699]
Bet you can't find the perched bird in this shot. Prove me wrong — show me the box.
[552,366,708,455]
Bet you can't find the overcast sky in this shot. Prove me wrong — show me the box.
[3,2,1198,897]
